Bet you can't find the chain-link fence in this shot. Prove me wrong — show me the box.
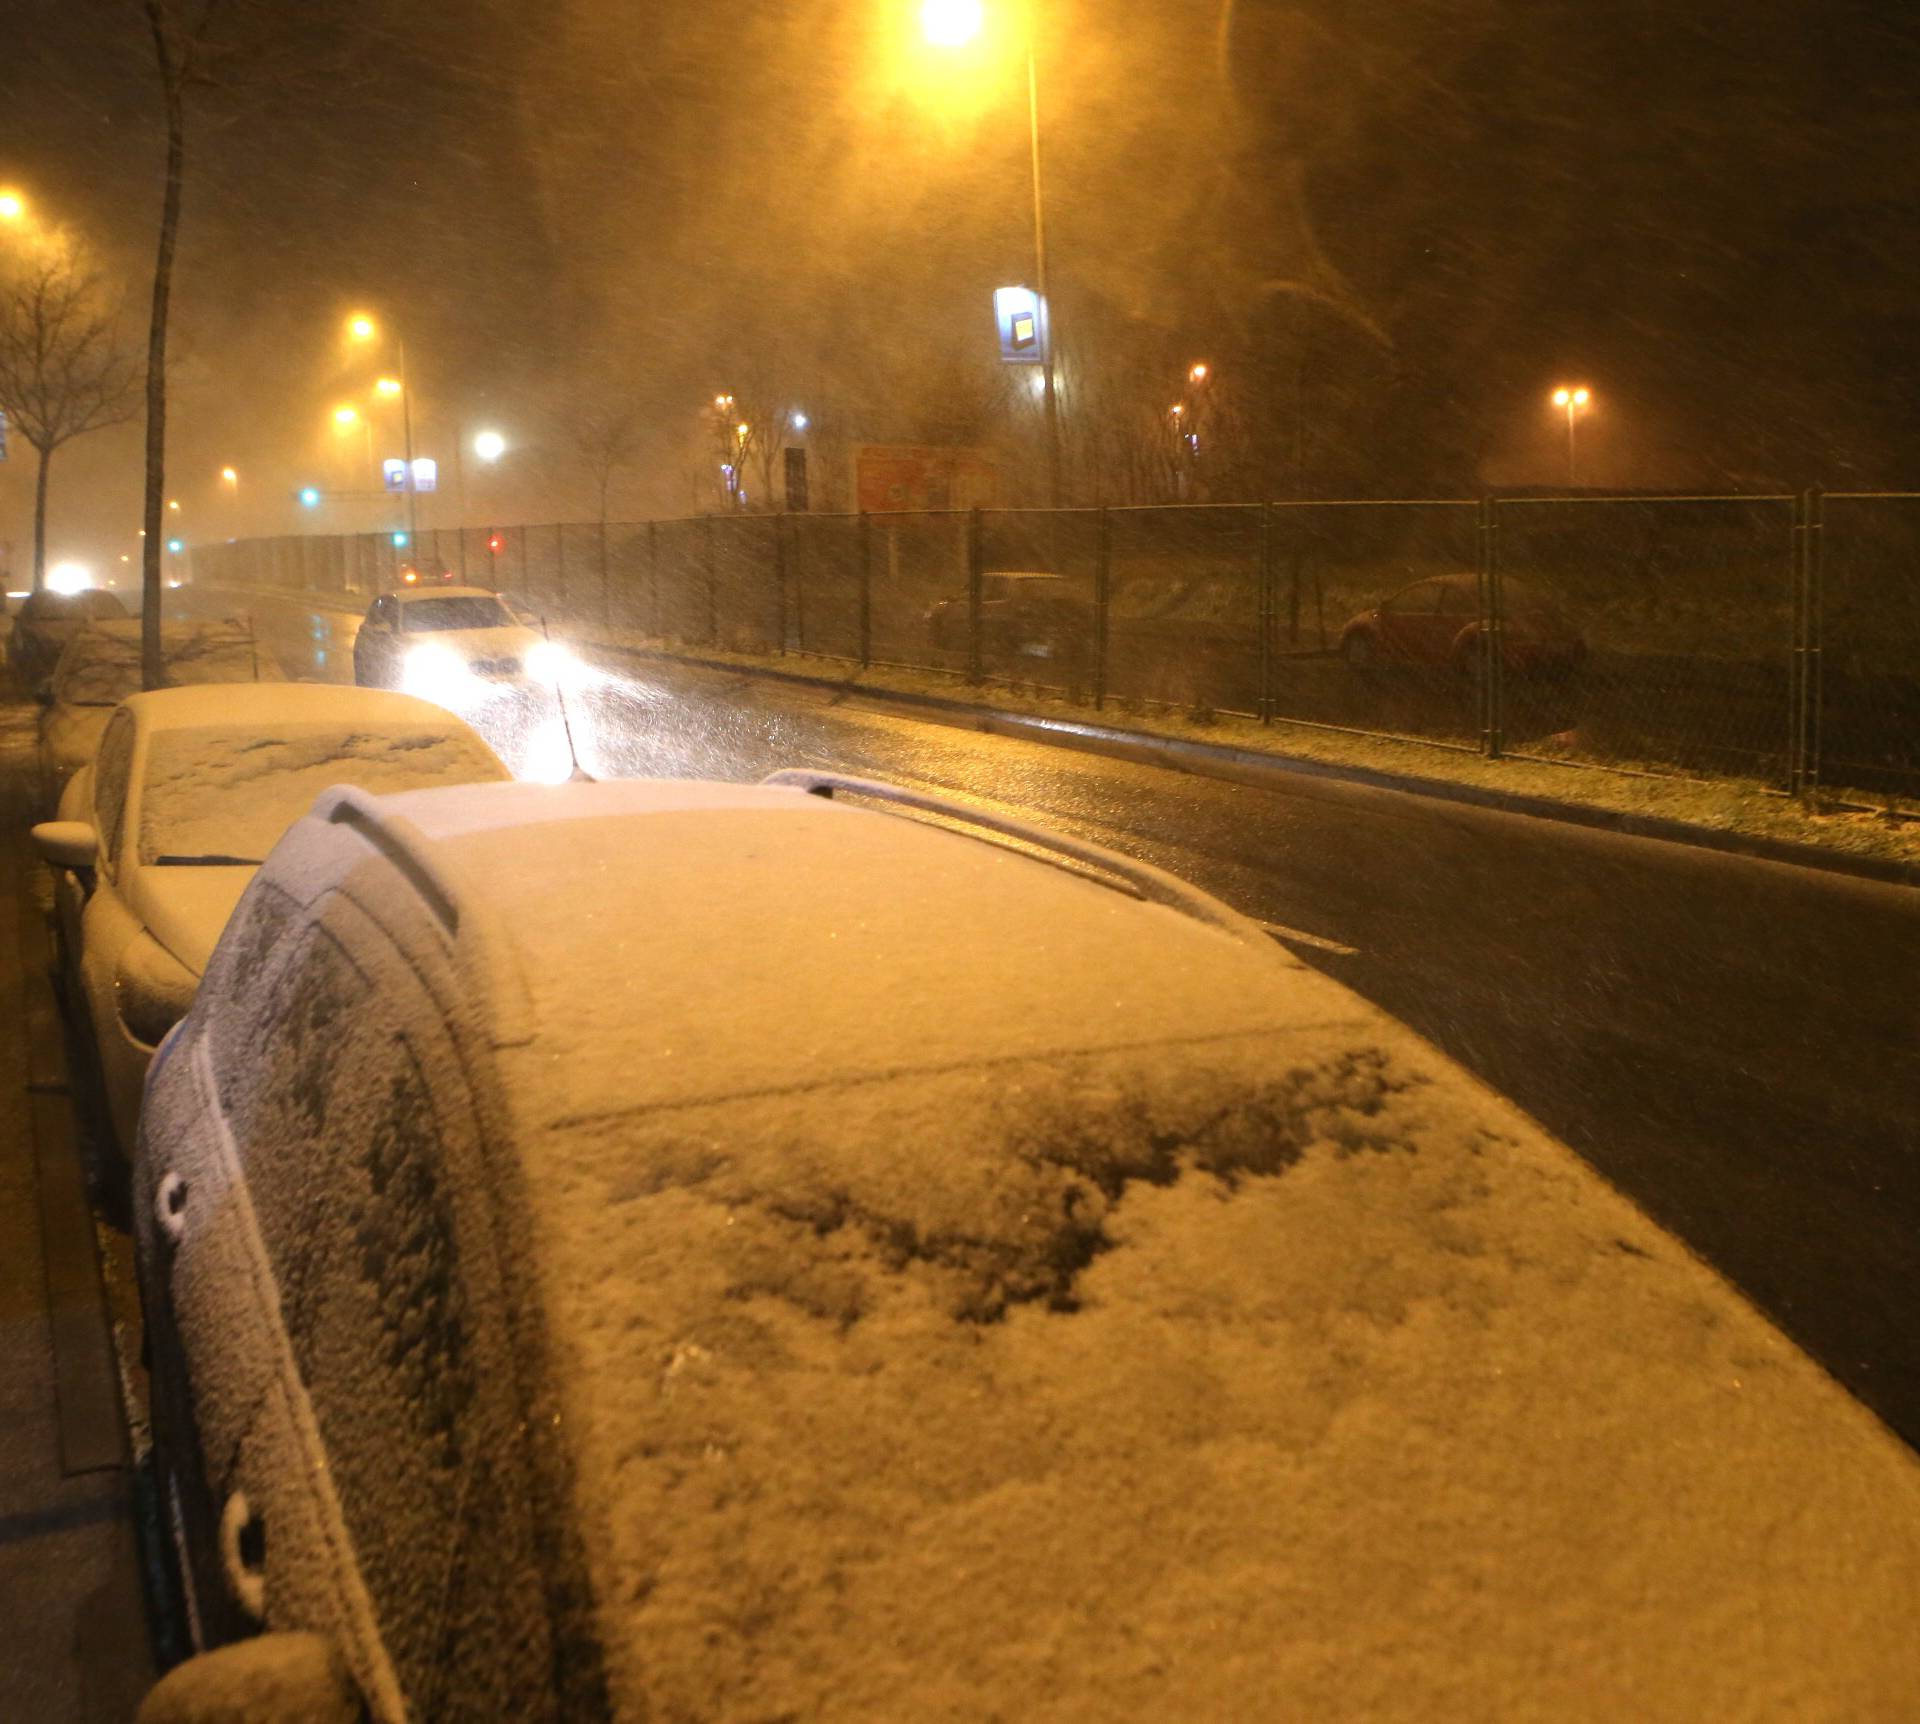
[189,492,1919,800]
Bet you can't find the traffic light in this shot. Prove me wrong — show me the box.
[299,486,321,508]
[488,531,504,555]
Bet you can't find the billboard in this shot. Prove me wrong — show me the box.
[854,445,999,513]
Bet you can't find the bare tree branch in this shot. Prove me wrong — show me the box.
[0,244,141,589]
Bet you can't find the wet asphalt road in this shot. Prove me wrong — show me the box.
[567,651,1920,1452]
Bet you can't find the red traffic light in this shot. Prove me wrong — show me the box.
[487,532,504,554]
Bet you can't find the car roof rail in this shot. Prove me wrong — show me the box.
[759,769,1259,942]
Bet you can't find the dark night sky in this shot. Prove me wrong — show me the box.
[3,0,1918,573]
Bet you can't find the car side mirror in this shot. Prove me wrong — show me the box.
[32,821,98,870]
[136,1634,366,1723]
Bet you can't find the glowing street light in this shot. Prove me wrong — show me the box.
[374,377,403,398]
[333,404,360,429]
[0,190,24,223]
[299,486,322,509]
[1551,385,1592,486]
[921,0,985,47]
[790,411,809,432]
[472,428,507,462]
[220,466,238,487]
[347,314,377,342]
[1189,362,1210,384]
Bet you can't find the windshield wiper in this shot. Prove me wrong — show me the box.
[152,853,263,867]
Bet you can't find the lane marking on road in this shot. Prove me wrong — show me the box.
[1259,920,1361,957]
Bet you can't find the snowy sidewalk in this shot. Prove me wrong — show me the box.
[0,703,155,1722]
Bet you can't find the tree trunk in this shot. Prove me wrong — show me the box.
[31,440,51,592]
[140,11,185,691]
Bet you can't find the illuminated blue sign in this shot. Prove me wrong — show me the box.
[993,285,1045,365]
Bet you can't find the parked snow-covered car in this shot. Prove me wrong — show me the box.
[33,683,510,1159]
[9,586,129,694]
[133,772,1920,1722]
[36,617,285,814]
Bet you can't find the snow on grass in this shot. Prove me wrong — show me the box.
[581,629,1920,869]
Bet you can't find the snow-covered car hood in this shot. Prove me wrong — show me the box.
[399,623,545,671]
[131,864,257,976]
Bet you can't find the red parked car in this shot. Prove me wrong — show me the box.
[1339,572,1585,676]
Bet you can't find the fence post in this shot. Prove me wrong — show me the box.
[774,515,790,654]
[1478,496,1505,759]
[647,519,660,637]
[1791,486,1826,795]
[1093,506,1111,711]
[702,513,718,646]
[858,511,873,669]
[599,519,611,631]
[1258,502,1276,723]
[966,507,984,685]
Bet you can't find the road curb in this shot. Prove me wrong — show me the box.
[597,641,1920,892]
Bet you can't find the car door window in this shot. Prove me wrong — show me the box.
[91,710,137,872]
[227,901,544,1715]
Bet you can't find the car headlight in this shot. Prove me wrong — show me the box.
[524,639,574,685]
[402,643,476,706]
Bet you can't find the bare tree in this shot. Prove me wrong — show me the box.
[570,402,644,530]
[0,244,140,588]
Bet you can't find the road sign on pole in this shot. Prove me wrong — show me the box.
[382,458,407,493]
[993,286,1045,364]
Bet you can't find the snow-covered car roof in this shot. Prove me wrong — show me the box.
[309,775,1306,1122]
[119,680,465,732]
[390,584,501,604]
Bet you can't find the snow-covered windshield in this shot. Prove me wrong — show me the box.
[53,625,282,708]
[400,596,515,633]
[139,722,509,866]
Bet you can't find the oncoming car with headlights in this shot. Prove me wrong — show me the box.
[351,585,579,710]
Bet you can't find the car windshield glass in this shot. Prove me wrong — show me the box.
[400,597,514,632]
[139,722,509,868]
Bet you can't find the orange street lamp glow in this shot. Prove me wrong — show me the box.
[921,0,985,48]
[220,466,238,485]
[1551,385,1593,484]
[0,191,23,222]
[168,499,181,512]
[374,376,402,398]
[1189,362,1209,383]
[1169,404,1184,418]
[347,314,376,342]
[333,404,360,429]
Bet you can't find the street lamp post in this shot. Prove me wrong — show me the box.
[1551,385,1591,487]
[349,314,417,547]
[922,1,1063,507]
